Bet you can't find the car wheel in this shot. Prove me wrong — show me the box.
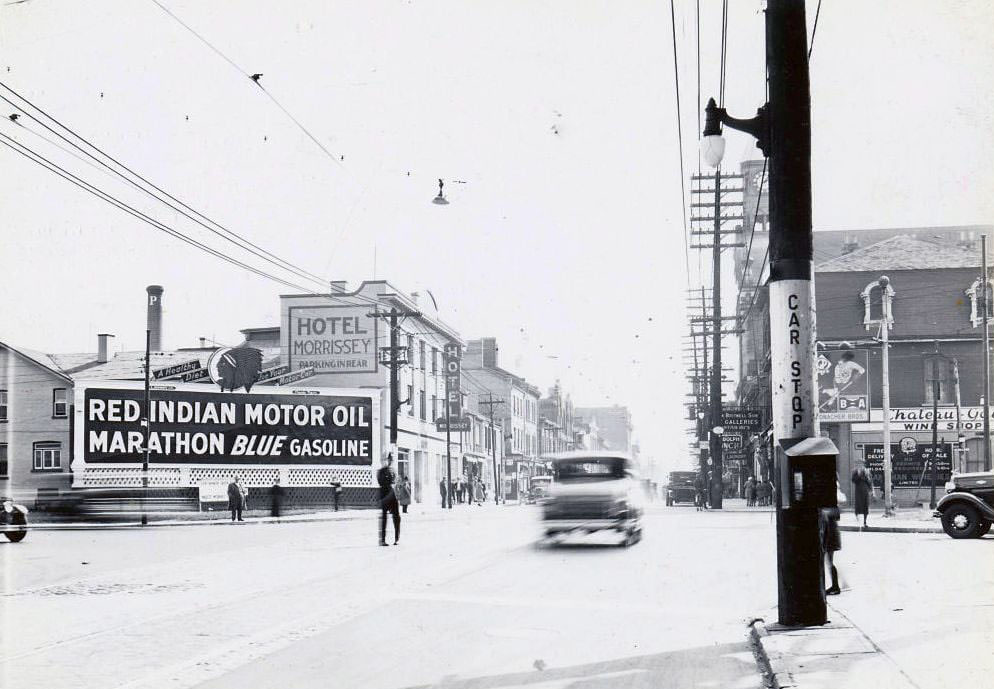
[4,512,27,542]
[980,520,992,537]
[940,504,984,539]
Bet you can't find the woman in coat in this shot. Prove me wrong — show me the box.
[851,466,873,528]
[394,476,412,513]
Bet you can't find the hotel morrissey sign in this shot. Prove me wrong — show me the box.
[286,304,379,374]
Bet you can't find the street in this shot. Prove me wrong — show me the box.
[4,505,988,689]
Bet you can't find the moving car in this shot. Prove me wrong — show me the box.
[1,496,28,542]
[934,471,994,539]
[541,452,643,546]
[525,475,553,504]
[665,471,698,506]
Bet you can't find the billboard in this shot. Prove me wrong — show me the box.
[817,348,870,422]
[73,382,379,466]
[722,407,763,433]
[286,304,378,374]
[861,440,952,488]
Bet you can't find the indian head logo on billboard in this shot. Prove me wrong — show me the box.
[207,346,264,393]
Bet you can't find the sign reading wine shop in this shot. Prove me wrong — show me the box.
[73,382,379,466]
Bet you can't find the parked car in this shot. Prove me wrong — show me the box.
[525,475,553,504]
[1,496,29,542]
[933,471,994,539]
[541,452,643,546]
[665,471,698,506]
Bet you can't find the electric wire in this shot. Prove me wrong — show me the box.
[0,132,319,295]
[148,0,345,170]
[734,159,767,314]
[0,82,331,290]
[669,0,691,284]
[809,0,823,60]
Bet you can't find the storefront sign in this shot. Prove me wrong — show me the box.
[722,407,763,432]
[853,407,994,432]
[769,283,817,438]
[817,348,870,422]
[444,343,462,418]
[721,433,743,451]
[436,416,471,432]
[287,305,378,373]
[197,479,229,503]
[861,442,952,488]
[151,360,201,380]
[74,382,379,466]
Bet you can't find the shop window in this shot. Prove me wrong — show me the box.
[924,357,953,404]
[53,388,68,418]
[0,443,8,479]
[33,442,61,471]
[0,389,7,421]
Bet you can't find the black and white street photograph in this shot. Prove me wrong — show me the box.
[2,2,993,688]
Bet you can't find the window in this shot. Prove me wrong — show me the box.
[0,389,7,421]
[33,442,61,471]
[407,334,415,359]
[407,385,414,416]
[431,395,438,421]
[924,357,954,404]
[420,341,426,370]
[419,390,426,421]
[431,347,438,374]
[53,388,68,418]
[0,443,7,479]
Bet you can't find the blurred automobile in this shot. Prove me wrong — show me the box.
[541,452,643,546]
[934,471,994,539]
[1,496,28,542]
[665,471,698,506]
[525,475,553,504]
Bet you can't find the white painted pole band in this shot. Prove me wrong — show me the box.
[769,279,819,442]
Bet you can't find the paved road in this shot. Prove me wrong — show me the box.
[2,504,774,689]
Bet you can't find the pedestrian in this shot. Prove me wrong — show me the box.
[745,476,756,506]
[395,474,412,513]
[240,479,250,513]
[439,478,448,507]
[693,472,707,511]
[377,451,401,546]
[851,465,873,528]
[456,478,465,504]
[475,477,485,505]
[821,479,844,596]
[227,476,245,522]
[464,475,474,505]
[270,479,284,519]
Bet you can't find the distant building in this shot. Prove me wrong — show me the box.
[538,381,576,456]
[574,405,632,453]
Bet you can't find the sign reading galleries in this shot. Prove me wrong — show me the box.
[287,305,378,373]
[74,383,379,466]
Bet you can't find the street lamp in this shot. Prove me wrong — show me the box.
[432,178,449,205]
[701,97,769,167]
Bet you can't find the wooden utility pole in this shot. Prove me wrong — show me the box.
[983,235,992,471]
[478,393,505,505]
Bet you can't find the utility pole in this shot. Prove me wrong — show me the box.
[702,0,826,626]
[479,393,505,505]
[929,341,940,510]
[983,235,992,471]
[710,168,725,509]
[878,280,895,516]
[369,304,419,465]
[142,328,151,527]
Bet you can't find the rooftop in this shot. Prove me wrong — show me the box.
[816,234,984,272]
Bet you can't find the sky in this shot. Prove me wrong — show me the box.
[2,1,993,477]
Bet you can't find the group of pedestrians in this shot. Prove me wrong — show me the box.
[438,476,486,506]
[743,476,774,506]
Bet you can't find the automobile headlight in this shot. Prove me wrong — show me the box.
[2,500,12,513]
[944,480,956,493]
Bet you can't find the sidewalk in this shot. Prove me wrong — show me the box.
[24,498,514,530]
[749,606,918,689]
[711,499,942,533]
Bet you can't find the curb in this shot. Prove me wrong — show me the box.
[838,524,941,534]
[747,618,780,689]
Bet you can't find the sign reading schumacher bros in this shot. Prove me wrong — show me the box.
[74,382,378,466]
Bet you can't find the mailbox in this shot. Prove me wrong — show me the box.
[778,436,839,509]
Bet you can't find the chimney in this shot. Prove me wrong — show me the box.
[410,291,420,304]
[146,285,164,351]
[97,333,114,363]
[482,337,498,368]
[199,337,207,348]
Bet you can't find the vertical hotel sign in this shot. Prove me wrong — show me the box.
[287,305,378,374]
[444,343,462,418]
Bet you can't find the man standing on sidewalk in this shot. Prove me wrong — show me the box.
[377,451,401,546]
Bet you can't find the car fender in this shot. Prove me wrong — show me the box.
[935,492,994,520]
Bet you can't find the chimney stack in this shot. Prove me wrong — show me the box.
[97,333,114,363]
[199,337,207,348]
[146,285,164,351]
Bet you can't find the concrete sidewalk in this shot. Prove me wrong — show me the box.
[749,606,918,689]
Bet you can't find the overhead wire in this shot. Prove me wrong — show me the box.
[669,0,691,285]
[0,84,331,290]
[809,0,823,59]
[148,0,344,170]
